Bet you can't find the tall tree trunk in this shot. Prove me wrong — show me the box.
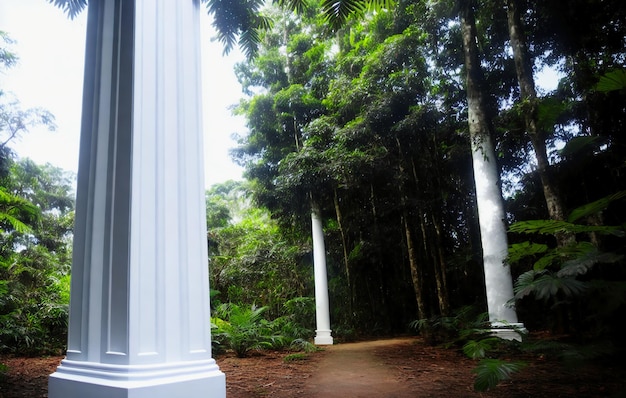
[404,212,427,320]
[506,0,573,246]
[410,156,450,317]
[459,0,519,325]
[395,137,427,319]
[333,188,354,312]
[431,213,450,316]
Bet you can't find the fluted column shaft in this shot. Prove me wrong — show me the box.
[311,204,333,345]
[48,1,225,396]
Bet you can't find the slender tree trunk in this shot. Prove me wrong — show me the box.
[333,188,354,312]
[431,213,450,316]
[404,212,427,320]
[395,137,427,320]
[506,0,573,246]
[460,0,519,325]
[410,155,450,317]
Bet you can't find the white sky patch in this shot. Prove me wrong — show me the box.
[0,0,245,188]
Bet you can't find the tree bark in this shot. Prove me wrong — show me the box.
[431,213,450,316]
[395,137,427,319]
[404,212,427,320]
[333,188,354,312]
[506,0,573,246]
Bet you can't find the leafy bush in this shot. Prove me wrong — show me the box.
[212,303,275,357]
[211,299,317,357]
[409,305,490,346]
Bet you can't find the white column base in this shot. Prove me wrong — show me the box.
[314,329,334,345]
[49,359,225,398]
[490,322,527,342]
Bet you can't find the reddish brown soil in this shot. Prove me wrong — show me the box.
[1,336,625,397]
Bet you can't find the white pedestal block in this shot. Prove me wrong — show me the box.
[490,322,527,342]
[49,360,225,398]
[314,330,334,345]
[48,1,225,396]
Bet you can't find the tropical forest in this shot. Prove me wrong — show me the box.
[1,0,626,396]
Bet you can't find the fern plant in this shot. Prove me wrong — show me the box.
[471,359,526,392]
[212,303,276,357]
[508,191,626,339]
[410,307,527,391]
[509,191,625,302]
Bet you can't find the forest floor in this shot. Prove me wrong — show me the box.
[1,335,625,397]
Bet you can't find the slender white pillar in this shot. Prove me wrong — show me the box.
[471,138,525,340]
[48,1,226,396]
[311,204,333,345]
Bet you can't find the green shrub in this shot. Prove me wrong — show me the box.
[212,303,276,357]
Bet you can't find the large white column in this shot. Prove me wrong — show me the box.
[471,137,525,340]
[48,1,226,397]
[311,204,333,345]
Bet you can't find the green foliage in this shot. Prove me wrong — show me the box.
[409,306,490,346]
[0,160,74,355]
[212,303,274,357]
[462,337,501,360]
[207,181,313,319]
[509,192,626,340]
[211,301,315,357]
[0,361,8,383]
[472,359,526,392]
[509,192,626,291]
[567,191,626,223]
[283,352,308,362]
[513,270,587,301]
[595,69,626,92]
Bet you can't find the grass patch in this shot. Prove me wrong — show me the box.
[283,353,308,362]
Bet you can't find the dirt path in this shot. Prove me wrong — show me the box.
[2,335,625,397]
[304,338,417,398]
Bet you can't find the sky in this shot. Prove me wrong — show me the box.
[0,0,246,188]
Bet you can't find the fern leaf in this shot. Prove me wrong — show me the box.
[507,242,548,265]
[509,220,576,235]
[463,338,500,359]
[559,135,607,157]
[567,191,626,223]
[595,69,626,92]
[472,359,526,391]
[558,250,624,277]
[514,270,543,299]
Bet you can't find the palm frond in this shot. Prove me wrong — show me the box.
[273,0,310,13]
[514,270,587,300]
[509,219,624,237]
[204,0,273,58]
[463,337,500,359]
[506,241,548,265]
[559,135,607,157]
[567,191,626,223]
[472,359,526,391]
[0,188,39,233]
[558,250,623,277]
[320,0,395,30]
[47,0,87,19]
[595,69,626,92]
